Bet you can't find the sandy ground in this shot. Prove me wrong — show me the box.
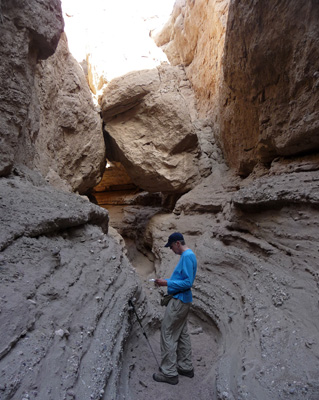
[119,309,219,400]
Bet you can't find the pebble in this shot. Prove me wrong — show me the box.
[55,329,65,337]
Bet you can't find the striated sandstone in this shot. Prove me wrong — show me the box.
[0,167,143,400]
[34,33,106,194]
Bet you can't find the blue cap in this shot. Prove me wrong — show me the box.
[164,232,184,247]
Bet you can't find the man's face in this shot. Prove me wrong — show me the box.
[170,241,182,255]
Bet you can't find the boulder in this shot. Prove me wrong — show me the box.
[100,65,200,193]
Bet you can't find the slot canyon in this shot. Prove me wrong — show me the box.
[0,1,319,399]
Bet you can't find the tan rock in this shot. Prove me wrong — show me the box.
[34,33,106,194]
[221,0,319,174]
[154,0,230,119]
[156,1,319,177]
[100,65,200,193]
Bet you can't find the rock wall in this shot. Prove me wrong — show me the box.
[221,0,319,175]
[0,0,105,193]
[34,32,105,194]
[0,0,64,176]
[0,2,143,399]
[2,0,319,399]
[155,0,319,177]
[154,0,230,125]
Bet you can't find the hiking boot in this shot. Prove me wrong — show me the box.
[177,367,194,378]
[153,372,179,385]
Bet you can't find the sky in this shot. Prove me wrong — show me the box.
[61,0,176,83]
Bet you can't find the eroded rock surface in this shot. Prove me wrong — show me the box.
[136,158,319,400]
[221,0,319,174]
[100,65,201,193]
[0,0,64,177]
[34,33,106,194]
[2,0,319,400]
[0,168,143,400]
[154,0,230,120]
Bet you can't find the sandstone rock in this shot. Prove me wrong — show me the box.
[221,0,319,174]
[0,170,140,400]
[0,0,64,177]
[233,170,319,209]
[34,33,106,194]
[100,65,200,193]
[154,0,230,120]
[174,167,240,215]
[157,1,319,177]
[0,166,109,251]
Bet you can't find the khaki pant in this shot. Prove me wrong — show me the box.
[160,298,193,377]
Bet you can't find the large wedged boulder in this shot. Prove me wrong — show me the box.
[100,65,201,193]
[34,33,106,194]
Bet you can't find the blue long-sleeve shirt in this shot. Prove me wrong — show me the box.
[166,249,197,303]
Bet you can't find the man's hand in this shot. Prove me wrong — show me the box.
[155,278,167,287]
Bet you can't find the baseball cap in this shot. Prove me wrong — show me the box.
[164,232,184,247]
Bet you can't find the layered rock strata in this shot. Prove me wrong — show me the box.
[136,158,319,400]
[0,167,143,400]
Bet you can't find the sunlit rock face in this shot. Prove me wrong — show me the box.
[100,65,201,193]
[154,0,230,120]
[221,0,319,175]
[0,0,64,176]
[155,0,319,177]
[34,33,105,194]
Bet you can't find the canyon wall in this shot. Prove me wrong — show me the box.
[0,1,141,400]
[102,1,319,399]
[34,32,106,194]
[156,0,319,176]
[0,0,64,176]
[1,0,319,400]
[0,0,105,193]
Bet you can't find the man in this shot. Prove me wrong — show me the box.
[153,232,197,385]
